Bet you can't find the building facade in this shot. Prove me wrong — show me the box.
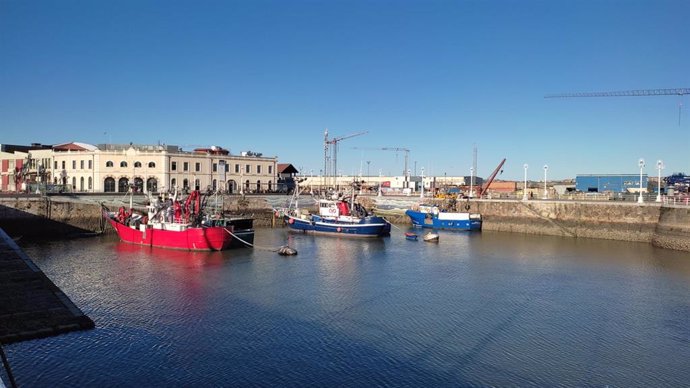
[575,174,649,193]
[1,143,278,194]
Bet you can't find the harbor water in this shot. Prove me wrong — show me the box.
[7,228,690,387]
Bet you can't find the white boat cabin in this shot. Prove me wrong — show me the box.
[317,199,364,221]
[415,204,481,221]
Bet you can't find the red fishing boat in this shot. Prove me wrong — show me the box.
[103,189,254,251]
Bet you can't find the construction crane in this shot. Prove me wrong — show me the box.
[545,88,690,125]
[545,88,690,99]
[477,158,506,198]
[351,146,411,188]
[323,129,368,188]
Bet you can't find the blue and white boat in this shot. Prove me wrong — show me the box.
[405,204,482,231]
[283,196,391,237]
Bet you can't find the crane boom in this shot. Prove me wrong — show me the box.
[351,146,411,186]
[477,158,506,198]
[545,88,690,99]
[323,130,368,188]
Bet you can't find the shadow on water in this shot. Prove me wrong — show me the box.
[0,203,100,240]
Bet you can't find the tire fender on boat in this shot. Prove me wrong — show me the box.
[288,218,295,224]
[337,227,342,232]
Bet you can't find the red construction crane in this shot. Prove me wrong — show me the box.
[476,158,506,198]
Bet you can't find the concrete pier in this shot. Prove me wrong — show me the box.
[0,228,94,344]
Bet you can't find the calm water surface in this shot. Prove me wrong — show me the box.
[7,228,690,387]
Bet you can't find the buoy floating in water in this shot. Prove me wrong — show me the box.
[278,245,298,256]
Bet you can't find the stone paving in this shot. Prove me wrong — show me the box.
[0,228,94,344]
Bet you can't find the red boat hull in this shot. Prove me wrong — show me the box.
[106,217,235,251]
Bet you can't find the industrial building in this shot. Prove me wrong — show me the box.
[576,174,648,193]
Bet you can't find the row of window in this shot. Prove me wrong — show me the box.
[98,177,275,193]
[52,176,276,193]
[55,176,94,191]
[104,161,155,168]
[51,160,274,175]
[170,161,273,174]
[55,160,94,170]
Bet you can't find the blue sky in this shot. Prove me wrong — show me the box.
[1,0,688,180]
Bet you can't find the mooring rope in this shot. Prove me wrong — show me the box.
[382,217,412,235]
[224,229,295,254]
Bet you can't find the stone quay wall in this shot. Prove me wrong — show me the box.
[383,198,690,252]
[1,195,689,251]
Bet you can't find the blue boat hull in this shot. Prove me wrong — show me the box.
[284,215,391,237]
[405,210,482,231]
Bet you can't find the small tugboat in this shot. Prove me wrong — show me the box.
[405,204,482,231]
[278,180,391,238]
[406,157,506,231]
[103,189,254,251]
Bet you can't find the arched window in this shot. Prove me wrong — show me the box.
[146,178,157,193]
[118,178,129,192]
[134,178,144,192]
[134,161,142,168]
[256,180,261,192]
[183,179,189,190]
[88,177,93,191]
[104,177,115,192]
[72,177,76,191]
[106,161,113,167]
[212,179,217,191]
[227,180,236,194]
[245,180,250,191]
[268,180,272,192]
[80,177,84,192]
[194,179,200,190]
[171,178,176,189]
[148,162,156,168]
[120,161,128,168]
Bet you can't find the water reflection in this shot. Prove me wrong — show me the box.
[11,229,690,387]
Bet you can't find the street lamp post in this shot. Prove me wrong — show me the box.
[522,164,528,201]
[469,167,474,198]
[378,169,382,197]
[656,160,664,202]
[543,165,549,199]
[638,158,645,204]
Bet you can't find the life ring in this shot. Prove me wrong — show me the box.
[337,227,342,232]
[288,218,295,224]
